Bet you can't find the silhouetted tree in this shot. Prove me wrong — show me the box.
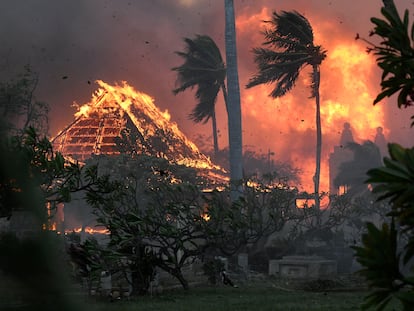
[172,35,226,157]
[353,1,414,309]
[247,10,326,209]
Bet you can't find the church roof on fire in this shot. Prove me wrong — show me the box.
[52,80,226,182]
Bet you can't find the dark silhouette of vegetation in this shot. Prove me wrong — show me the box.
[0,129,89,311]
[246,10,326,209]
[357,0,414,125]
[81,154,297,291]
[0,69,111,310]
[352,1,414,309]
[354,143,414,310]
[172,35,226,157]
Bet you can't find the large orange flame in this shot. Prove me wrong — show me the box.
[234,8,386,193]
[60,80,226,176]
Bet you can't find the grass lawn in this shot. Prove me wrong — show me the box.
[1,274,403,311]
[82,283,368,311]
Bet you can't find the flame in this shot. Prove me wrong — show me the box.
[53,80,226,179]
[234,9,386,193]
[66,226,109,235]
[74,103,92,118]
[295,198,315,209]
[201,213,210,221]
[95,80,222,170]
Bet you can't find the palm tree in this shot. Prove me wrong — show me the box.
[172,35,227,157]
[224,0,244,200]
[246,10,326,209]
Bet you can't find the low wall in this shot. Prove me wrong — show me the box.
[269,256,337,279]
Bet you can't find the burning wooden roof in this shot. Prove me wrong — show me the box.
[52,80,227,181]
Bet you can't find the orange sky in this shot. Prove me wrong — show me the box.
[0,0,413,192]
[231,5,385,191]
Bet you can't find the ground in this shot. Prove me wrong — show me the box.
[1,271,404,310]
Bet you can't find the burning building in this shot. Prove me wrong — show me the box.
[50,80,229,235]
[52,80,227,182]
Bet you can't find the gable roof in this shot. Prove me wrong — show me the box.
[52,80,225,177]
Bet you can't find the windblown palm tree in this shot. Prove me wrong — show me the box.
[172,35,227,157]
[246,10,326,209]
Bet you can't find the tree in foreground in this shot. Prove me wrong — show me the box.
[246,10,326,209]
[0,129,104,311]
[358,0,414,124]
[83,154,296,291]
[352,1,414,309]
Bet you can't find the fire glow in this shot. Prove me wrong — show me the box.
[66,226,109,235]
[234,8,386,193]
[55,80,225,175]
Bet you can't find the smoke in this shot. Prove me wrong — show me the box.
[0,0,412,191]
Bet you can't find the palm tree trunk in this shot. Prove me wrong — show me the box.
[221,83,229,114]
[224,0,243,201]
[211,109,219,157]
[216,82,229,158]
[313,65,322,211]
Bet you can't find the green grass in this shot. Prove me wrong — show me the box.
[82,285,368,311]
[1,275,403,311]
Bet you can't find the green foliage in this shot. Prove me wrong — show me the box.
[367,143,414,210]
[0,127,102,219]
[86,154,295,290]
[362,0,414,124]
[352,2,414,309]
[367,143,414,265]
[352,222,403,310]
[67,238,106,291]
[353,143,414,310]
[85,155,208,290]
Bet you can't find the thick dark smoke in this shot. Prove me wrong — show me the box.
[0,0,412,191]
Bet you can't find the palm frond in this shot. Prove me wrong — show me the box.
[265,11,314,48]
[172,35,226,124]
[247,10,326,99]
[246,48,308,97]
[189,82,221,123]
